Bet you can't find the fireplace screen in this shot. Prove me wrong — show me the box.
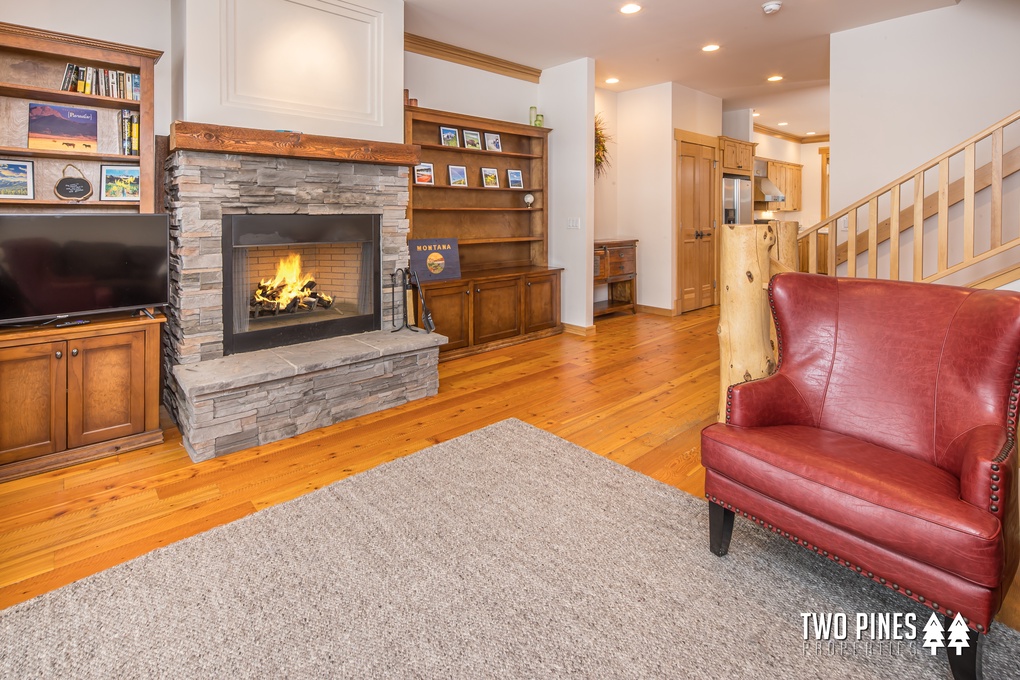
[222,214,380,355]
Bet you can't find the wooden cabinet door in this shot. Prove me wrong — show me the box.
[67,331,145,449]
[0,341,66,463]
[786,165,802,210]
[422,281,471,352]
[524,272,560,334]
[473,278,522,345]
[737,143,752,172]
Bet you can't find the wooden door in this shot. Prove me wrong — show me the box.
[0,341,66,463]
[678,141,716,312]
[473,278,521,345]
[422,281,471,352]
[524,272,560,334]
[67,331,145,449]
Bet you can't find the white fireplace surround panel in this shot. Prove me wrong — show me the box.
[177,0,404,142]
[223,0,381,124]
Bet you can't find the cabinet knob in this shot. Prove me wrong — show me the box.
[55,351,62,359]
[476,288,481,293]
[71,348,79,357]
[527,282,532,287]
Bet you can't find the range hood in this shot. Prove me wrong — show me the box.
[754,176,785,202]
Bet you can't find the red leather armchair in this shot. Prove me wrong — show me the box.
[702,273,1020,680]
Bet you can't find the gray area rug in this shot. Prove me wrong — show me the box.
[1,418,1018,678]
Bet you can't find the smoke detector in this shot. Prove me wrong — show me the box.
[762,1,783,14]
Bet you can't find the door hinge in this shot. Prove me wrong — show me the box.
[713,279,717,289]
[713,160,718,169]
[713,219,717,229]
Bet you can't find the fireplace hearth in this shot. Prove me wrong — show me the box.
[222,214,381,355]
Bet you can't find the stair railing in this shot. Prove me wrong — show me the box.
[799,109,1020,285]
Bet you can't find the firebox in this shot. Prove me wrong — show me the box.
[221,214,381,355]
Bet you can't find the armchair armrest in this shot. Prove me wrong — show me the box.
[726,372,814,428]
[957,425,1016,524]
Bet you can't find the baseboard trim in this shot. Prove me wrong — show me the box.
[563,323,596,337]
[636,305,673,317]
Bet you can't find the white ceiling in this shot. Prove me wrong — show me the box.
[404,0,958,137]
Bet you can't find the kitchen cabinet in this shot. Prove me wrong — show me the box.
[758,160,803,212]
[719,137,755,176]
[594,239,638,317]
[0,313,164,482]
[418,267,562,360]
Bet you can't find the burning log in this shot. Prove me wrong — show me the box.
[249,253,333,317]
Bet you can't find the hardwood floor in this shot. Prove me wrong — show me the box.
[1,307,1018,633]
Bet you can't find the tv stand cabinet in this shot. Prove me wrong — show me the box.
[0,312,164,482]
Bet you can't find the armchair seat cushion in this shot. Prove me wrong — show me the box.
[702,423,1004,588]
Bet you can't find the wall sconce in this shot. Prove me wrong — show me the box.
[524,193,535,209]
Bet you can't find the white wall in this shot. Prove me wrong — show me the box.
[617,83,674,311]
[722,109,753,142]
[404,53,538,125]
[798,141,827,228]
[594,87,619,240]
[830,0,1020,209]
[3,0,173,134]
[539,58,595,330]
[671,84,722,139]
[175,0,405,142]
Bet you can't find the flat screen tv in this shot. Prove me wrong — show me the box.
[0,213,170,326]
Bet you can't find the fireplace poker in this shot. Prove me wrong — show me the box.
[409,269,434,333]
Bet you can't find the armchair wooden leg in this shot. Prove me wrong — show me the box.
[709,502,735,556]
[944,617,983,680]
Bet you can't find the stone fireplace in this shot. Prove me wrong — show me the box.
[163,122,442,462]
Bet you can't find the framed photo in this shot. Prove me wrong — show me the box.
[484,133,502,152]
[100,165,140,201]
[507,169,524,189]
[462,131,482,150]
[448,165,468,187]
[414,162,435,185]
[439,126,460,147]
[481,167,499,188]
[0,159,34,200]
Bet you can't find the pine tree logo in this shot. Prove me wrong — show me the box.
[922,613,945,655]
[946,613,971,655]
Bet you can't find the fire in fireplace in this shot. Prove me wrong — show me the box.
[221,214,381,355]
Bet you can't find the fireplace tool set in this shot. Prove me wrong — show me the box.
[391,268,434,333]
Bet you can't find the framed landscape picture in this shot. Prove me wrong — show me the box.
[448,165,468,186]
[414,162,435,185]
[507,169,524,189]
[462,131,482,150]
[0,159,34,199]
[100,165,140,201]
[439,126,460,147]
[481,167,499,188]
[484,133,502,152]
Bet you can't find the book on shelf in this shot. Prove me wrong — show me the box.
[57,62,140,100]
[130,111,139,155]
[120,109,132,155]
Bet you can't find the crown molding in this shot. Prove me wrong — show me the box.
[755,123,829,145]
[404,33,541,84]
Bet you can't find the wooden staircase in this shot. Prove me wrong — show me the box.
[799,109,1020,288]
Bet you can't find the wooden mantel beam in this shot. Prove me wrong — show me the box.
[169,121,421,167]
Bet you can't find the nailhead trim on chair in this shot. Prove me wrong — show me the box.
[767,275,786,372]
[705,497,987,633]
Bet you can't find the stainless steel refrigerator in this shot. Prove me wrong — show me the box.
[722,175,752,225]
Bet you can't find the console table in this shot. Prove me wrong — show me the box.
[594,239,638,317]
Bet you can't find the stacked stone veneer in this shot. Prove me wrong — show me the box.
[164,149,444,461]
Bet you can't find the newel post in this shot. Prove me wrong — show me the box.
[717,223,777,421]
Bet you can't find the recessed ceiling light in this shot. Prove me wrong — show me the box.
[620,3,642,14]
[605,77,620,84]
[777,122,789,126]
[753,112,761,117]
[806,131,816,136]
[767,75,783,82]
[702,44,720,52]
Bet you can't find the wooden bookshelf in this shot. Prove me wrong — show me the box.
[0,22,161,212]
[405,106,562,358]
